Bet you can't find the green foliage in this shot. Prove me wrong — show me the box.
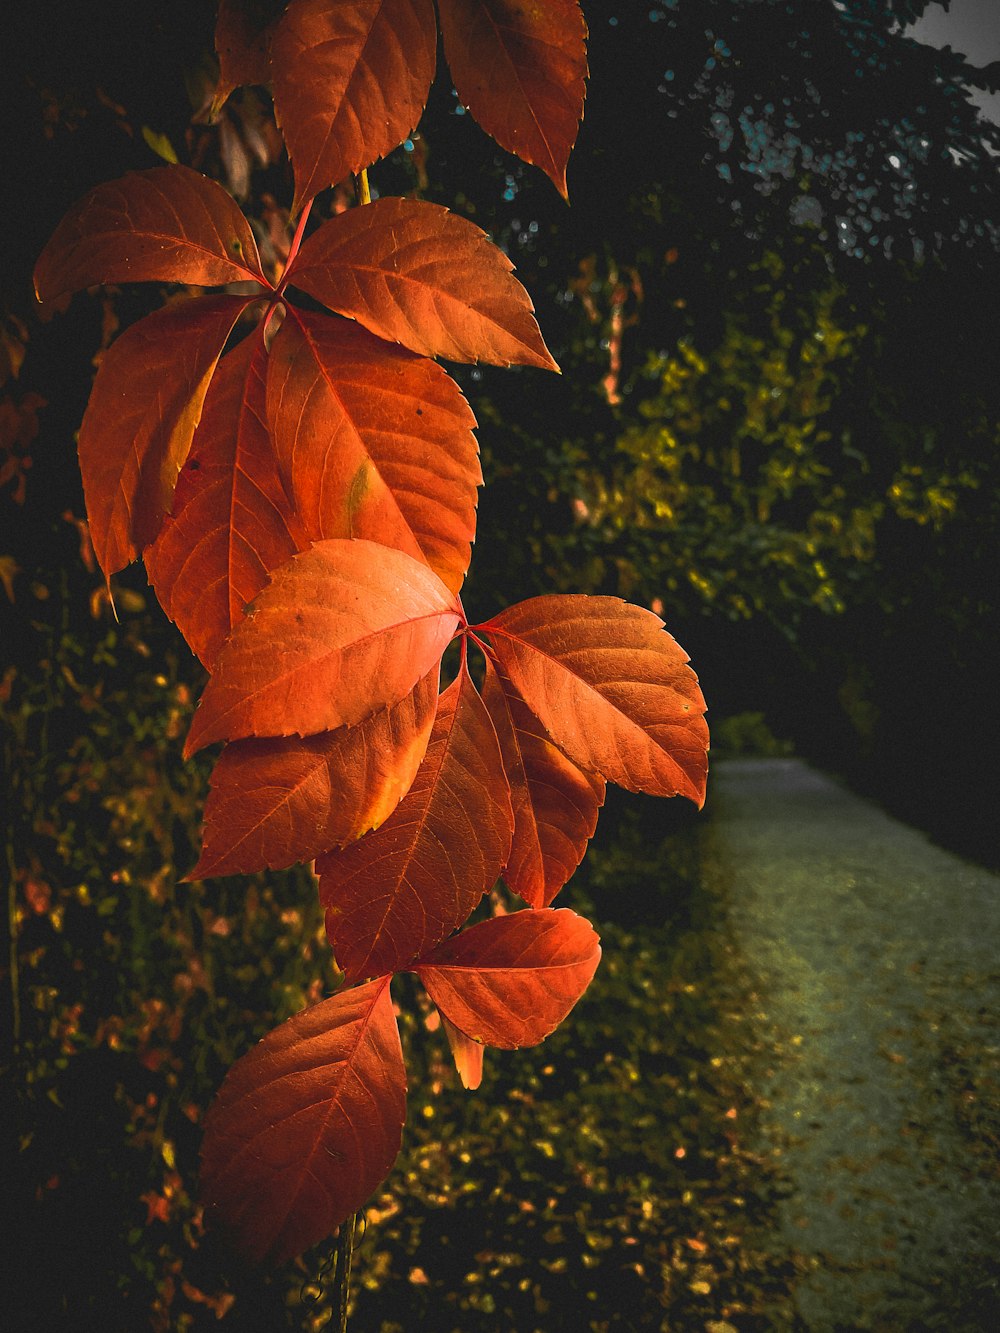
[709,713,794,761]
[569,251,872,619]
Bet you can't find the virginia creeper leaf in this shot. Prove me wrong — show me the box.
[316,665,513,982]
[441,1014,485,1091]
[145,335,307,669]
[288,197,558,369]
[479,596,709,804]
[438,0,588,197]
[200,977,405,1265]
[267,312,480,594]
[78,295,252,579]
[191,667,439,878]
[184,539,461,754]
[34,166,267,303]
[415,907,600,1047]
[212,0,277,115]
[271,0,437,214]
[482,659,604,907]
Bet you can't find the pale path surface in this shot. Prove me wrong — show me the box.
[701,758,1000,1330]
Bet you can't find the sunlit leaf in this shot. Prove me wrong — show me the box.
[288,197,558,369]
[78,296,252,579]
[191,668,439,877]
[317,664,513,982]
[415,906,600,1046]
[479,595,709,803]
[185,539,461,754]
[34,166,267,303]
[482,658,604,906]
[267,311,480,594]
[441,1013,485,1090]
[271,0,437,213]
[200,977,405,1264]
[438,0,588,197]
[145,334,307,669]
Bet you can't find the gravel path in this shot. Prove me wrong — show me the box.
[701,758,1000,1331]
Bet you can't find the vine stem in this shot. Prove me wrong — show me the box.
[332,1211,360,1332]
[6,839,20,1059]
[274,196,314,301]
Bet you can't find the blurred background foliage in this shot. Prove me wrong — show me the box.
[3,0,998,1326]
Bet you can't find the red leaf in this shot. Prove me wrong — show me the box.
[184,539,461,754]
[415,907,600,1047]
[479,596,709,804]
[482,659,604,907]
[78,296,252,580]
[267,311,480,595]
[441,1014,485,1090]
[191,667,439,878]
[34,167,267,303]
[438,0,588,197]
[288,198,558,369]
[316,665,513,982]
[145,335,307,668]
[200,977,405,1264]
[271,0,437,213]
[213,0,277,115]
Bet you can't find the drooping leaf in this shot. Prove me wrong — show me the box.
[438,0,588,197]
[415,907,600,1047]
[191,667,439,878]
[267,311,480,594]
[441,1014,485,1090]
[482,659,604,907]
[34,166,267,303]
[212,0,277,115]
[79,295,252,580]
[200,977,405,1265]
[479,595,709,804]
[287,197,558,369]
[271,0,437,214]
[316,665,513,982]
[184,539,461,754]
[145,335,307,669]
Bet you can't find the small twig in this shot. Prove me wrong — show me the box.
[332,1212,360,1332]
[6,840,20,1059]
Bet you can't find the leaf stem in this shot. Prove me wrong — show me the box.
[5,838,20,1060]
[332,1211,360,1332]
[355,169,371,206]
[466,629,497,665]
[277,196,314,294]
